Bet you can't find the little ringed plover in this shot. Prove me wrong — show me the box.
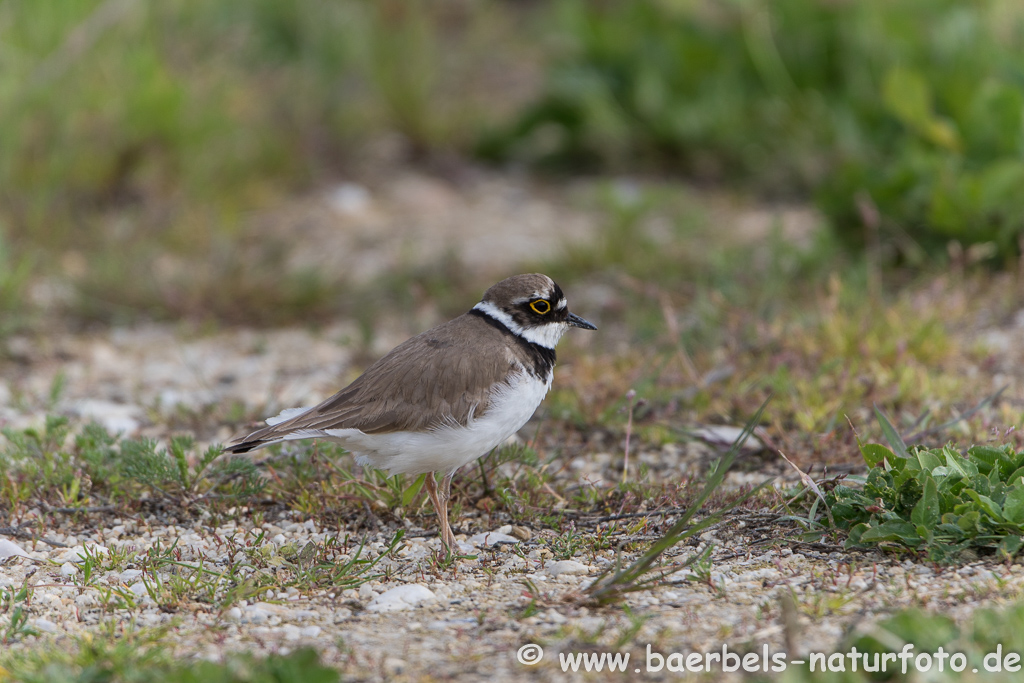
[224,273,596,550]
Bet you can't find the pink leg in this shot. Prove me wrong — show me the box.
[439,470,458,548]
[424,472,454,551]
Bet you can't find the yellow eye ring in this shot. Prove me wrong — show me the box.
[530,299,551,315]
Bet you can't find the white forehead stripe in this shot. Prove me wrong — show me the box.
[556,298,567,310]
[473,301,567,350]
[512,290,552,305]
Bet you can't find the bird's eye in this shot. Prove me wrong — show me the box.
[530,299,551,315]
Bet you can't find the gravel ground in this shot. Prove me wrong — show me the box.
[3,170,1024,681]
[1,507,1022,681]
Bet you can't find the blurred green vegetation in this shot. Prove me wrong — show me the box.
[483,0,1024,262]
[0,0,524,325]
[3,0,1024,331]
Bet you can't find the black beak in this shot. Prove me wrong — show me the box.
[567,312,597,330]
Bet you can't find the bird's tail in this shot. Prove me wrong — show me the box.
[222,406,314,454]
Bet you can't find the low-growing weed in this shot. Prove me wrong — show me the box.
[828,408,1024,563]
[0,419,264,508]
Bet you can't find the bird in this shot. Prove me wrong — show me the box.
[224,273,596,551]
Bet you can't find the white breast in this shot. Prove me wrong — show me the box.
[314,368,552,475]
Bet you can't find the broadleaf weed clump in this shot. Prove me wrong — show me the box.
[827,408,1024,563]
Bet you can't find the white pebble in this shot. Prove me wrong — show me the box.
[119,569,143,583]
[465,531,519,548]
[366,585,436,613]
[0,539,29,560]
[34,618,58,633]
[542,560,590,577]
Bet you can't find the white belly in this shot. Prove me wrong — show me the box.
[314,370,551,475]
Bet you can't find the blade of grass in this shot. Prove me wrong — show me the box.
[583,395,773,605]
[873,404,910,460]
[402,473,427,507]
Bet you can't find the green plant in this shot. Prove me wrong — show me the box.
[0,227,32,339]
[776,604,1024,682]
[0,418,265,509]
[583,397,772,605]
[485,0,1024,261]
[829,408,1024,562]
[120,435,265,503]
[0,1,523,327]
[0,626,339,683]
[0,581,37,644]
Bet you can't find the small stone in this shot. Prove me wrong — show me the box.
[328,183,371,216]
[466,531,519,548]
[383,658,407,676]
[542,560,590,577]
[244,606,271,624]
[59,562,78,578]
[225,607,242,622]
[542,609,567,624]
[119,569,143,583]
[34,618,58,633]
[510,526,532,541]
[66,399,142,435]
[0,539,29,560]
[690,425,764,453]
[366,584,437,613]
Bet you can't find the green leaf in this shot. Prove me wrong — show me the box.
[998,536,1024,561]
[845,523,870,548]
[874,405,909,461]
[968,445,1014,476]
[1002,485,1024,525]
[936,522,966,540]
[859,521,921,545]
[943,446,979,480]
[861,443,895,469]
[402,473,427,507]
[1005,466,1024,488]
[915,449,943,474]
[911,477,939,529]
[882,67,933,129]
[965,490,1004,522]
[958,510,981,535]
[881,67,962,151]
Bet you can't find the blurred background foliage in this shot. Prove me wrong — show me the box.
[2,0,1024,330]
[482,0,1024,263]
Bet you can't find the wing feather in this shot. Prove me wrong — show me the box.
[224,314,517,452]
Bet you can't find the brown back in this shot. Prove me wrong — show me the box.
[249,313,523,439]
